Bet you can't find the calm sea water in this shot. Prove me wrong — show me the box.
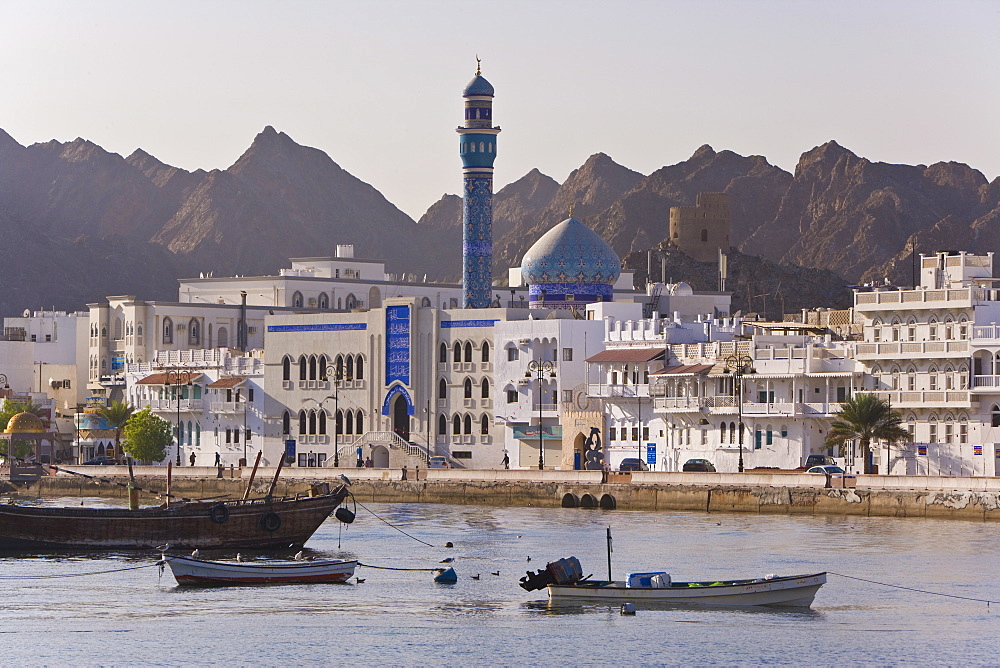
[1,498,998,666]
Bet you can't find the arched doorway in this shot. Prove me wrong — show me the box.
[573,432,586,470]
[392,395,410,441]
[372,445,390,468]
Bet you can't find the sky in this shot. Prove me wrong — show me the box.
[2,0,999,221]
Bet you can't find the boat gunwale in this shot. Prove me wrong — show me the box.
[550,572,827,592]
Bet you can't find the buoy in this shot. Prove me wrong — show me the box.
[444,542,454,548]
[621,602,637,615]
[434,567,458,584]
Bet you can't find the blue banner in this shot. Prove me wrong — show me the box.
[285,439,296,464]
[385,305,411,386]
[646,443,656,466]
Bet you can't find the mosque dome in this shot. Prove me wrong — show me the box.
[522,218,621,286]
[463,75,495,97]
[5,412,45,434]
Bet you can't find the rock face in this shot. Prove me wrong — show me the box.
[2,125,999,318]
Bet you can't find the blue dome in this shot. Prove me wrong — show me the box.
[463,75,494,97]
[521,218,621,286]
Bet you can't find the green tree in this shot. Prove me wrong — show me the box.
[121,408,172,464]
[95,400,135,458]
[0,400,49,460]
[826,393,911,474]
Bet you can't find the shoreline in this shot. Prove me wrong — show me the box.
[5,468,1000,521]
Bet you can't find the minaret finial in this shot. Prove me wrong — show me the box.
[476,55,481,76]
[569,203,574,218]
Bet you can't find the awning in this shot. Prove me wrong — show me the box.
[136,371,204,385]
[650,363,714,376]
[586,349,666,363]
[207,376,247,389]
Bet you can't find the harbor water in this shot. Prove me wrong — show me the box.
[1,498,999,666]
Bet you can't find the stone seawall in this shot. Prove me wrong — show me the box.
[8,474,1000,522]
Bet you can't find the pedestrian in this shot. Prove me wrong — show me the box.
[501,452,510,469]
[189,452,196,466]
[214,452,221,466]
[401,465,408,481]
[357,456,364,468]
[364,456,373,468]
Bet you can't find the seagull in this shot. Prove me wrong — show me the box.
[471,574,480,580]
[340,474,352,486]
[294,551,305,561]
[491,570,500,576]
[526,556,531,562]
[191,549,200,558]
[155,543,171,552]
[439,557,454,563]
[356,577,366,583]
[236,553,243,563]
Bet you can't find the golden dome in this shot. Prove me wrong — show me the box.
[5,412,45,433]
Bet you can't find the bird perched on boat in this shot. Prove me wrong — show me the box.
[236,553,243,563]
[191,549,200,558]
[491,570,500,576]
[294,551,305,561]
[471,574,480,580]
[340,474,352,486]
[155,543,171,552]
[439,557,454,563]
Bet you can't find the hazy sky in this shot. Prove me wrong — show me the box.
[2,0,998,220]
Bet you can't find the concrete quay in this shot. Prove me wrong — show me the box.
[5,466,1000,522]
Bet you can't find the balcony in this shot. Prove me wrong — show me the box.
[855,340,969,359]
[973,325,1000,342]
[148,399,203,412]
[210,401,247,413]
[653,396,844,417]
[871,390,972,408]
[971,375,1000,392]
[587,384,650,399]
[855,287,985,311]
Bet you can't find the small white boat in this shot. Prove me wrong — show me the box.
[521,557,826,608]
[160,554,357,586]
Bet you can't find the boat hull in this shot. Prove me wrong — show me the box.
[0,488,349,551]
[163,555,357,586]
[547,572,826,608]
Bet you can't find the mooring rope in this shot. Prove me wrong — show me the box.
[357,561,440,572]
[354,499,437,548]
[828,571,996,607]
[47,465,199,503]
[0,562,162,580]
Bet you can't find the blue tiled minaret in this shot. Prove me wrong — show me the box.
[457,60,500,309]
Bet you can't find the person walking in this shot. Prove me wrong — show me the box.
[501,452,510,469]
[214,452,221,466]
[189,452,196,466]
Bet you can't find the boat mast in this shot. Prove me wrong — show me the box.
[606,526,613,581]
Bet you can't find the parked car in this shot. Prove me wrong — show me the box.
[618,458,648,472]
[427,456,450,469]
[802,455,837,469]
[81,457,118,466]
[805,465,845,475]
[682,458,716,472]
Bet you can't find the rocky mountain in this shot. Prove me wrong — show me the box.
[2,125,999,319]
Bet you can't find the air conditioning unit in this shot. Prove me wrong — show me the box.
[517,378,530,385]
[517,339,530,345]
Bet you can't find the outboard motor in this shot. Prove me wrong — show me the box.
[519,556,583,591]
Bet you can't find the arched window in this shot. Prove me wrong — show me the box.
[481,378,490,398]
[730,422,737,444]
[334,355,345,380]
[346,355,354,380]
[318,293,329,309]
[453,414,461,435]
[336,410,343,438]
[439,378,447,399]
[189,319,200,345]
[356,410,364,434]
[292,291,303,308]
[309,355,317,381]
[282,356,291,381]
[464,342,473,362]
[440,343,448,363]
[928,414,938,443]
[481,414,490,434]
[439,414,448,435]
[355,355,364,380]
[992,405,1000,428]
[319,411,327,435]
[421,297,431,307]
[464,414,473,434]
[720,422,727,443]
[162,317,173,344]
[309,410,317,435]
[345,410,353,434]
[299,356,308,381]
[928,366,939,391]
[137,324,142,340]
[453,342,462,362]
[195,423,201,446]
[217,327,229,348]
[481,341,491,362]
[299,411,307,435]
[479,141,485,152]
[318,355,328,380]
[464,378,473,398]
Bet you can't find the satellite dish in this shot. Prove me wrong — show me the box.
[23,309,30,317]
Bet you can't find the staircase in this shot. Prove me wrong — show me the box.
[325,431,431,467]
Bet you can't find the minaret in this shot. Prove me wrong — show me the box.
[457,59,500,309]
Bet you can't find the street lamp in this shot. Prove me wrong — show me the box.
[324,363,353,468]
[723,354,755,473]
[164,370,192,466]
[526,360,556,470]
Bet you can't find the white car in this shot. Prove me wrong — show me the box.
[427,456,450,469]
[806,465,845,475]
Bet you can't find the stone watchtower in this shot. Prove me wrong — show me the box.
[457,59,501,309]
[668,192,730,263]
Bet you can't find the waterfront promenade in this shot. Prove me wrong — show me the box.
[6,465,1000,521]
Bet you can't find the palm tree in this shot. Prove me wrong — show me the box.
[826,393,910,474]
[95,400,136,460]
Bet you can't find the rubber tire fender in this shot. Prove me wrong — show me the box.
[209,502,230,524]
[261,511,281,532]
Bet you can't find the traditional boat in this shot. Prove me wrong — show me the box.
[520,557,826,608]
[0,485,350,551]
[160,554,357,586]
